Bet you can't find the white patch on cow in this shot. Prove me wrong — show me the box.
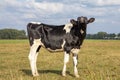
[63,23,73,33]
[33,39,40,45]
[47,48,63,52]
[28,42,40,76]
[72,48,80,77]
[62,52,70,76]
[34,39,45,47]
[73,55,79,78]
[61,40,66,49]
[80,29,84,34]
[71,48,80,54]
[31,22,41,24]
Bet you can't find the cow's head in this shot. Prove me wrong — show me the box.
[77,16,95,34]
[70,16,95,36]
[77,16,95,24]
[70,16,95,26]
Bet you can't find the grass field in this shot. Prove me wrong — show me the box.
[0,40,120,80]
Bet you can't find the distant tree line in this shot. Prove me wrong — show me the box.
[0,29,120,40]
[86,32,120,40]
[0,29,27,39]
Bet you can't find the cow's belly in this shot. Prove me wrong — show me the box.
[44,40,66,52]
[46,47,63,52]
[34,39,66,52]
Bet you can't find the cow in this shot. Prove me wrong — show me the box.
[27,16,95,78]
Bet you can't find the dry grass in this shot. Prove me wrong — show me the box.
[0,40,120,80]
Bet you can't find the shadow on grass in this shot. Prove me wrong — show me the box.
[21,69,74,77]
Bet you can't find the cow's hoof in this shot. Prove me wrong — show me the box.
[75,74,79,78]
[33,73,39,77]
[62,73,66,77]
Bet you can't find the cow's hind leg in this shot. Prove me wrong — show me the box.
[28,43,41,76]
[72,53,79,78]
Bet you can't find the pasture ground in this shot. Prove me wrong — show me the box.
[0,40,120,80]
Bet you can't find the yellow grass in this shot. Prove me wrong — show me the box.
[0,40,120,80]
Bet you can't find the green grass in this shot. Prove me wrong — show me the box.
[0,40,120,80]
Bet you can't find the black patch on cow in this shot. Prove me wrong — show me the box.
[40,23,66,50]
[36,46,41,52]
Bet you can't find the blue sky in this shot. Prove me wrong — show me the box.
[0,0,120,33]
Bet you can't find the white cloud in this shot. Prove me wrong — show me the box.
[79,0,120,6]
[2,0,118,18]
[23,13,37,19]
[33,1,63,13]
[4,0,24,8]
[97,0,120,6]
[24,0,64,15]
[118,8,120,12]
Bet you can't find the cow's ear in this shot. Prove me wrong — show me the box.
[70,19,77,25]
[88,18,95,23]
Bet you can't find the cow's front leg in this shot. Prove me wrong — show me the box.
[72,53,79,78]
[62,52,70,77]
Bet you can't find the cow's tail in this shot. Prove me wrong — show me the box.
[27,23,34,46]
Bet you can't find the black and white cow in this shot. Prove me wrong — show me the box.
[27,16,95,77]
